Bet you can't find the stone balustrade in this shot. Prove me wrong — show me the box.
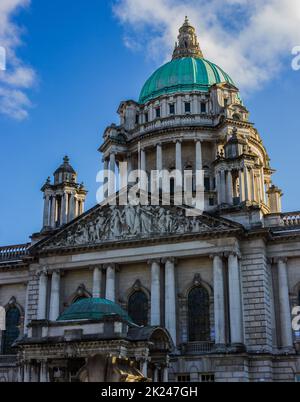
[0,244,30,262]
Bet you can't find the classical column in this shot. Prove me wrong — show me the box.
[251,168,256,202]
[156,143,162,172]
[69,193,76,221]
[140,148,147,191]
[23,364,31,383]
[153,366,159,382]
[175,140,182,196]
[228,253,243,345]
[92,266,102,298]
[61,193,67,225]
[260,168,266,204]
[244,167,249,202]
[49,271,60,321]
[103,158,109,198]
[226,170,233,205]
[216,171,221,205]
[220,170,226,204]
[37,270,48,320]
[277,258,293,349]
[127,153,133,181]
[105,264,116,302]
[239,170,245,202]
[141,359,148,378]
[195,140,202,171]
[108,153,116,197]
[50,196,56,228]
[212,254,226,346]
[40,362,49,383]
[163,366,169,383]
[149,260,161,326]
[23,283,30,335]
[43,194,50,228]
[164,258,176,345]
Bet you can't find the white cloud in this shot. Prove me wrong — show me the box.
[0,0,36,120]
[113,0,300,94]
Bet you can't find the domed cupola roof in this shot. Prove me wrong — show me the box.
[139,17,235,104]
[57,298,133,323]
[54,156,76,176]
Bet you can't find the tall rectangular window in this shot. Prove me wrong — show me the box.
[201,102,206,113]
[169,104,175,115]
[185,102,191,113]
[144,112,149,123]
[155,107,161,118]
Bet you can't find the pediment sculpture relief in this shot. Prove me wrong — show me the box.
[42,205,235,250]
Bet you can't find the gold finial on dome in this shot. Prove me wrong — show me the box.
[172,17,204,60]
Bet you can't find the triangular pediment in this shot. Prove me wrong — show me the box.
[33,202,243,252]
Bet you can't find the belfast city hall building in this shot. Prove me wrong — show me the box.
[1,18,300,383]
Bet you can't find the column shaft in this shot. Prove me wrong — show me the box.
[140,148,147,191]
[92,266,102,298]
[226,170,233,205]
[156,144,162,172]
[220,170,226,204]
[150,260,161,326]
[108,153,116,197]
[244,167,249,202]
[43,195,50,227]
[175,141,182,195]
[213,255,226,345]
[50,196,56,228]
[49,271,60,321]
[105,265,116,302]
[228,254,243,344]
[37,271,48,320]
[195,140,202,171]
[165,259,176,344]
[61,194,67,225]
[278,259,293,348]
[251,169,256,202]
[239,170,245,202]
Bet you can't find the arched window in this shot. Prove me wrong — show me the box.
[128,291,148,326]
[2,307,21,355]
[188,286,210,342]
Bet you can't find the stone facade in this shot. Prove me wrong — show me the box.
[1,19,300,382]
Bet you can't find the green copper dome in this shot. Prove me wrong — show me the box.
[57,298,133,323]
[139,57,235,104]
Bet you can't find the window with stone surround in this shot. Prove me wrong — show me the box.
[188,286,210,342]
[177,374,191,382]
[2,306,20,355]
[128,291,148,326]
[200,373,215,382]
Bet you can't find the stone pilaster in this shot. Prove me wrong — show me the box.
[211,253,226,347]
[228,253,243,346]
[49,270,61,321]
[37,269,48,320]
[164,257,177,345]
[92,266,102,299]
[277,258,293,350]
[105,264,116,302]
[148,259,161,326]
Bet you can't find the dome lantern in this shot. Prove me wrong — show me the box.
[173,16,204,60]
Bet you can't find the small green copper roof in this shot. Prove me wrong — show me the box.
[57,298,133,323]
[139,57,235,104]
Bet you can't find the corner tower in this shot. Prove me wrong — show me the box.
[41,156,87,231]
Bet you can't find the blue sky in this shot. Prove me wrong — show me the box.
[0,0,300,245]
